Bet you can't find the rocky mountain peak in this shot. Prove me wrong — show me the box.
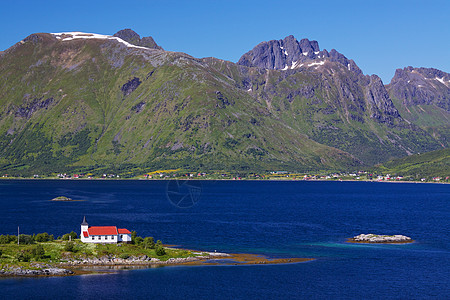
[113,29,163,50]
[388,66,450,111]
[237,35,361,74]
[113,29,141,44]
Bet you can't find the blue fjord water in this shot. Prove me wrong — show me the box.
[0,180,449,299]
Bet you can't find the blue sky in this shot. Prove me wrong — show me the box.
[1,0,449,83]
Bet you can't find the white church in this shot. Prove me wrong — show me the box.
[80,216,132,244]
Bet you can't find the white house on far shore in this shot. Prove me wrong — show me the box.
[80,216,132,244]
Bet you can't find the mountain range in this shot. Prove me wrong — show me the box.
[0,29,448,176]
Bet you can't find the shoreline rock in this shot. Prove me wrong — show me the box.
[0,251,310,277]
[0,263,73,276]
[51,196,73,201]
[348,234,413,243]
[51,196,84,202]
[59,252,227,267]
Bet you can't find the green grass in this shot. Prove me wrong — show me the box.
[372,148,450,179]
[0,239,202,269]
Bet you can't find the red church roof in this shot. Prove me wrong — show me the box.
[87,226,118,236]
[118,228,131,234]
[83,231,89,238]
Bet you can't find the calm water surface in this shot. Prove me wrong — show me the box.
[0,180,449,299]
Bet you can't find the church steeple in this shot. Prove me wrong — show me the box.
[81,216,89,241]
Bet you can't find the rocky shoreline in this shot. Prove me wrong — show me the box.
[348,234,413,243]
[0,252,230,277]
[0,263,73,276]
[60,251,228,267]
[0,250,313,277]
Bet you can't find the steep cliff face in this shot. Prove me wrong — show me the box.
[388,66,450,110]
[365,75,400,121]
[227,36,441,163]
[237,35,402,123]
[238,35,361,74]
[386,67,450,147]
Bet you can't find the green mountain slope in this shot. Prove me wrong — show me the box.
[387,67,450,147]
[0,31,444,176]
[373,148,450,178]
[206,56,440,165]
[0,32,360,175]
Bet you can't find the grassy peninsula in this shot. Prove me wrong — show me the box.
[0,232,203,276]
[0,232,312,276]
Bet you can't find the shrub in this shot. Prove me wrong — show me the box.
[155,240,166,256]
[32,244,45,259]
[35,232,51,242]
[119,253,130,259]
[143,237,155,249]
[19,234,34,245]
[99,249,110,256]
[155,245,166,256]
[0,235,9,244]
[16,250,32,262]
[131,231,138,244]
[8,235,17,244]
[64,242,76,252]
[62,231,78,241]
[134,236,143,245]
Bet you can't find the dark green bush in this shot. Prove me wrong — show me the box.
[19,234,34,245]
[64,242,76,252]
[155,240,166,256]
[62,231,78,241]
[143,237,155,249]
[16,250,33,262]
[35,232,53,242]
[32,244,45,259]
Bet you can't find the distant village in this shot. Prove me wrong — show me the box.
[1,169,447,183]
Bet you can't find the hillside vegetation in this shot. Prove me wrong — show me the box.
[373,148,449,178]
[0,31,446,176]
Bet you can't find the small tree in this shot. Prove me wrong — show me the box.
[0,235,8,244]
[19,234,34,244]
[8,235,17,244]
[62,231,78,241]
[134,236,143,245]
[131,231,138,244]
[155,240,166,256]
[64,242,76,252]
[32,244,45,259]
[143,237,155,249]
[16,250,32,262]
[35,232,51,242]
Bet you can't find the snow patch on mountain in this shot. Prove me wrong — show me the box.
[51,32,150,50]
[435,77,449,86]
[308,61,325,67]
